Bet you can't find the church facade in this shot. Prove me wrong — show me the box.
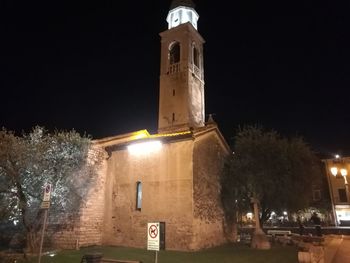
[52,0,231,251]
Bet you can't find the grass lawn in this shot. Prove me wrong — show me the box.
[17,243,298,263]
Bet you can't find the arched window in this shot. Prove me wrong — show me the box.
[136,181,142,210]
[193,45,199,67]
[169,42,180,65]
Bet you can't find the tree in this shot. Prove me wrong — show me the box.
[0,126,100,252]
[221,155,251,242]
[221,125,322,228]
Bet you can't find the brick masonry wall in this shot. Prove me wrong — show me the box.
[48,131,228,250]
[192,130,228,249]
[50,145,107,249]
[76,158,107,247]
[102,140,195,251]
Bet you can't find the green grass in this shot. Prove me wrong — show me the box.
[18,243,298,263]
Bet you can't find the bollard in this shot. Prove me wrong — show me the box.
[81,252,103,263]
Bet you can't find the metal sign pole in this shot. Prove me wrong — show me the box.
[38,183,51,263]
[38,208,48,263]
[155,251,158,263]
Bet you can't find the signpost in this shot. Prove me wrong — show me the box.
[147,222,165,263]
[148,223,159,251]
[43,184,52,202]
[38,183,51,263]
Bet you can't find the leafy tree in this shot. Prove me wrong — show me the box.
[0,126,100,252]
[221,155,251,242]
[221,125,322,228]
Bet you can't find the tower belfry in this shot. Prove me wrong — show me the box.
[167,0,199,30]
[158,0,205,133]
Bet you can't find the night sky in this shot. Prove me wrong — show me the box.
[1,1,350,155]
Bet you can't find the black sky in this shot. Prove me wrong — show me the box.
[1,0,350,155]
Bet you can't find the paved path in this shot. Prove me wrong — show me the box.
[332,236,350,263]
[324,236,343,263]
[323,235,350,263]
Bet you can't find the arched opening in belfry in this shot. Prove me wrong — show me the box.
[169,42,180,64]
[193,45,199,67]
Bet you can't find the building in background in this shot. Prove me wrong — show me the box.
[323,156,350,226]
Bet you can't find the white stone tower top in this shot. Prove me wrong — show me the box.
[167,0,199,30]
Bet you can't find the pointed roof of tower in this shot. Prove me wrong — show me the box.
[170,0,196,10]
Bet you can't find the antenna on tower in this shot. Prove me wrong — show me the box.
[207,113,216,123]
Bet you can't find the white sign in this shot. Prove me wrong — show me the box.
[147,222,160,251]
[43,183,52,202]
[40,201,50,209]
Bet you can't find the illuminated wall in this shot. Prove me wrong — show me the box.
[102,138,195,250]
[99,127,229,250]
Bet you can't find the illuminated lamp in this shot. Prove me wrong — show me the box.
[340,168,348,177]
[127,140,162,155]
[330,167,338,176]
[246,212,253,219]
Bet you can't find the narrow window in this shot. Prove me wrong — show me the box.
[172,113,175,122]
[173,89,175,96]
[136,181,142,210]
[169,42,180,64]
[193,46,199,67]
[188,11,192,21]
[312,184,321,201]
[339,188,347,203]
[312,190,321,201]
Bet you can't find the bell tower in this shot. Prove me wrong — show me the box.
[158,0,205,133]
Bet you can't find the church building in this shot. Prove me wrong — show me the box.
[53,0,231,251]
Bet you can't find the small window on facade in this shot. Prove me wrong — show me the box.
[193,46,199,67]
[136,181,142,210]
[312,184,321,201]
[338,188,347,203]
[172,113,175,122]
[169,42,180,65]
[173,89,175,96]
[313,189,321,201]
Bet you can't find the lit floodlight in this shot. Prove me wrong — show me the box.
[335,154,340,159]
[283,211,288,216]
[127,140,162,155]
[246,212,253,219]
[330,167,338,176]
[340,168,348,177]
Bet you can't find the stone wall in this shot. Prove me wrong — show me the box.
[76,157,107,247]
[192,130,228,249]
[102,139,195,250]
[48,130,228,251]
[50,145,107,249]
[48,213,79,249]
